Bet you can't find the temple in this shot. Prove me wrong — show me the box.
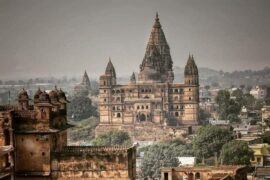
[98,13,199,129]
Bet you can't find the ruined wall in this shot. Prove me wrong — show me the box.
[51,146,136,180]
[95,123,191,141]
[15,134,51,173]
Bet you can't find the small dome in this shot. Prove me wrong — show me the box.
[18,88,29,100]
[49,90,59,102]
[39,91,51,103]
[34,88,42,101]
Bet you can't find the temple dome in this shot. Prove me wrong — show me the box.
[18,88,29,100]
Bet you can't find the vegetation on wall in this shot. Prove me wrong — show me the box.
[91,130,132,146]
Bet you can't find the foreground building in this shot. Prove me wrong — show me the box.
[97,14,199,140]
[0,89,136,180]
[161,166,247,180]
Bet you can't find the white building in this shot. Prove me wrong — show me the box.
[250,86,266,99]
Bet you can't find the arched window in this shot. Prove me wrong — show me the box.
[117,113,121,118]
[175,112,179,117]
[146,105,149,109]
[142,106,144,109]
[189,97,192,101]
[195,172,200,180]
[174,96,178,101]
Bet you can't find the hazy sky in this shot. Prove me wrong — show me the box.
[0,0,270,79]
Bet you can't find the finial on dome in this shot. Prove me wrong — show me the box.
[156,12,159,19]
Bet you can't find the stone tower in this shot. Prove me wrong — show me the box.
[138,13,174,83]
[99,58,117,123]
[81,70,91,90]
[183,54,199,124]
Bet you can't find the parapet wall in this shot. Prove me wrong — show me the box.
[51,146,136,180]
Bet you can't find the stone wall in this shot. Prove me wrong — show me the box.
[51,146,136,180]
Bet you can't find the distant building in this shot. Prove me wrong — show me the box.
[178,157,196,166]
[250,86,266,99]
[253,167,270,180]
[249,143,270,167]
[96,14,199,141]
[161,165,247,180]
[262,106,270,128]
[74,70,92,96]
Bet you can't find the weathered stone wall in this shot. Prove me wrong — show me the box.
[15,134,51,173]
[51,146,136,180]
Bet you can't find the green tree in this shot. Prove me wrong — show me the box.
[91,130,132,146]
[227,113,240,123]
[67,95,97,121]
[199,108,211,122]
[215,90,230,119]
[219,140,253,165]
[260,132,270,144]
[193,125,232,160]
[140,140,193,179]
[215,90,242,120]
[265,97,270,106]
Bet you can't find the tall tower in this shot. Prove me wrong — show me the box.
[138,13,174,83]
[183,54,199,124]
[81,70,92,90]
[99,58,116,123]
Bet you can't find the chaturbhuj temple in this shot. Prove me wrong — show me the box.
[98,13,199,135]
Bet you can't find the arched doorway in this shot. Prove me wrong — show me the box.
[139,114,146,121]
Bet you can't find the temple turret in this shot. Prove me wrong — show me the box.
[184,54,199,85]
[138,13,174,83]
[81,70,91,90]
[130,72,136,84]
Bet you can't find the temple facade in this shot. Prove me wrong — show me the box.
[99,14,199,127]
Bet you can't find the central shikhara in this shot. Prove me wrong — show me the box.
[98,14,199,127]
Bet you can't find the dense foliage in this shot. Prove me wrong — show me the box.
[192,125,232,160]
[91,130,132,146]
[68,117,99,143]
[140,139,193,179]
[67,95,97,121]
[219,140,253,165]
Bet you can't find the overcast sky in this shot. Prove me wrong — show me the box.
[0,0,270,79]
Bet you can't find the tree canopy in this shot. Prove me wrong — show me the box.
[67,95,97,121]
[91,130,132,146]
[140,139,193,179]
[192,125,232,160]
[219,140,253,165]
